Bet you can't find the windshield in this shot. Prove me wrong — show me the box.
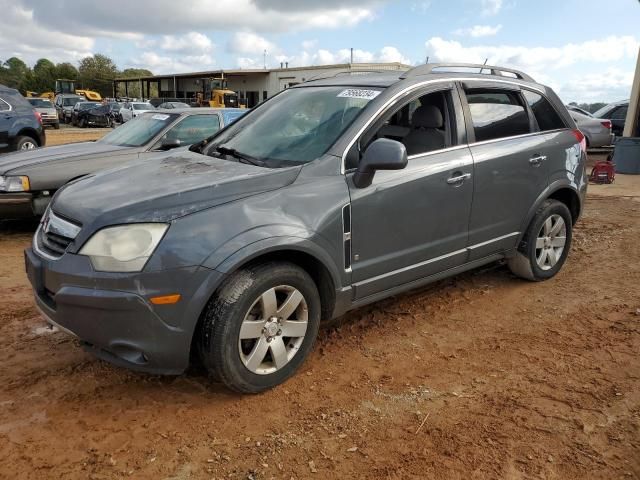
[63,97,82,106]
[28,99,53,108]
[99,112,179,147]
[207,86,379,167]
[134,103,154,110]
[79,102,100,110]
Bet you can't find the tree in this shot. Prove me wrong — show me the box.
[55,62,78,81]
[119,68,155,98]
[78,54,119,97]
[0,57,30,89]
[29,58,57,92]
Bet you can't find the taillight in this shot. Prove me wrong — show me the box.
[600,120,612,129]
[34,111,42,125]
[572,128,586,153]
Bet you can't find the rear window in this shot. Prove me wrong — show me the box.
[522,90,565,131]
[28,98,53,108]
[465,89,530,142]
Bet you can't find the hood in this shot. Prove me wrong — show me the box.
[0,142,130,175]
[51,150,300,227]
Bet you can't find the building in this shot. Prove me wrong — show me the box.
[113,62,410,107]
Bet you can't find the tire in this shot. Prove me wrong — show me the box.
[508,199,573,281]
[14,136,38,151]
[54,122,60,130]
[79,118,86,128]
[198,262,321,393]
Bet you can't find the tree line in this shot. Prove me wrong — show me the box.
[0,54,153,98]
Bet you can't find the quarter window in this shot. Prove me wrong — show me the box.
[522,90,566,131]
[465,89,530,142]
[0,98,11,111]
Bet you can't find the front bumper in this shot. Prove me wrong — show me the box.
[24,247,225,374]
[0,192,34,218]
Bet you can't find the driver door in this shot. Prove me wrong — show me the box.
[346,84,474,299]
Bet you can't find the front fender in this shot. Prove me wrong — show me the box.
[203,229,344,291]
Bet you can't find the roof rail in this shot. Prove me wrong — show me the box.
[305,69,399,82]
[400,63,535,82]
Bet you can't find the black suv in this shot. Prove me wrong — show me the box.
[0,84,46,152]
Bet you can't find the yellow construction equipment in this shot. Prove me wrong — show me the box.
[196,76,244,108]
[52,79,102,101]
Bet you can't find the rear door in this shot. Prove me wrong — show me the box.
[0,96,11,149]
[460,82,549,260]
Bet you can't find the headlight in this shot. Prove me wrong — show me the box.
[79,223,168,272]
[0,175,30,192]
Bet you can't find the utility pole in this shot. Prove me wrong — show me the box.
[350,47,354,64]
[263,50,267,70]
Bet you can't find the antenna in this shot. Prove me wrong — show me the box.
[263,50,267,69]
[425,55,430,64]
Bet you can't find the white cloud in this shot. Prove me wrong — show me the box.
[424,35,640,71]
[481,0,503,16]
[130,51,216,74]
[273,45,411,68]
[160,32,214,53]
[228,32,277,55]
[410,1,431,13]
[302,39,318,50]
[25,0,377,35]
[454,24,502,37]
[377,46,412,64]
[424,35,639,102]
[236,57,262,69]
[0,0,94,65]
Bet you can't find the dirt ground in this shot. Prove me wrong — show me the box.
[45,125,110,146]
[0,153,639,480]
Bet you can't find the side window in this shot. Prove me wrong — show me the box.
[522,90,566,131]
[165,115,221,145]
[465,89,530,142]
[0,98,11,111]
[360,89,453,159]
[611,106,628,120]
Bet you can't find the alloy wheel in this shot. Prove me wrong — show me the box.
[535,214,566,270]
[238,285,308,375]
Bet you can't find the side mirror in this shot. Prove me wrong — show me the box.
[353,138,408,188]
[160,138,181,150]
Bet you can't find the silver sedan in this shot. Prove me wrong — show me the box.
[570,111,614,148]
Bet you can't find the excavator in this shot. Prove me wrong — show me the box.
[195,76,244,108]
[27,79,102,102]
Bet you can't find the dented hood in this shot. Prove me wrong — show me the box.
[51,150,300,227]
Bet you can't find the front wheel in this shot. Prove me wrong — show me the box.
[198,262,321,393]
[508,199,573,281]
[14,136,38,150]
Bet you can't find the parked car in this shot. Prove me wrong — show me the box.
[0,108,244,218]
[0,84,45,153]
[120,102,155,122]
[105,101,123,124]
[74,103,113,128]
[157,101,191,109]
[566,105,593,117]
[70,102,102,126]
[27,98,60,129]
[593,100,629,137]
[54,94,84,124]
[569,111,614,148]
[24,63,586,393]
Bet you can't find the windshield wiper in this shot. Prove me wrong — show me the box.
[215,145,264,166]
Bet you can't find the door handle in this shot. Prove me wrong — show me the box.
[446,172,471,185]
[529,155,547,166]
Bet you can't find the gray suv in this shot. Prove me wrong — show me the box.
[25,63,587,393]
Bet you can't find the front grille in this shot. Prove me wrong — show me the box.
[40,229,73,256]
[34,211,81,260]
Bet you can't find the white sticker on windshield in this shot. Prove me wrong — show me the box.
[337,89,381,100]
[152,114,170,121]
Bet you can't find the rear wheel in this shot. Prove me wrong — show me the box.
[54,122,60,130]
[198,262,321,393]
[14,136,38,151]
[508,199,572,281]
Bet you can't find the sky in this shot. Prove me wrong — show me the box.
[0,0,639,103]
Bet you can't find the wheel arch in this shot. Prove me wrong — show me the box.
[15,128,43,146]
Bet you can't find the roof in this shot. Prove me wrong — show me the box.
[114,62,410,82]
[150,107,245,114]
